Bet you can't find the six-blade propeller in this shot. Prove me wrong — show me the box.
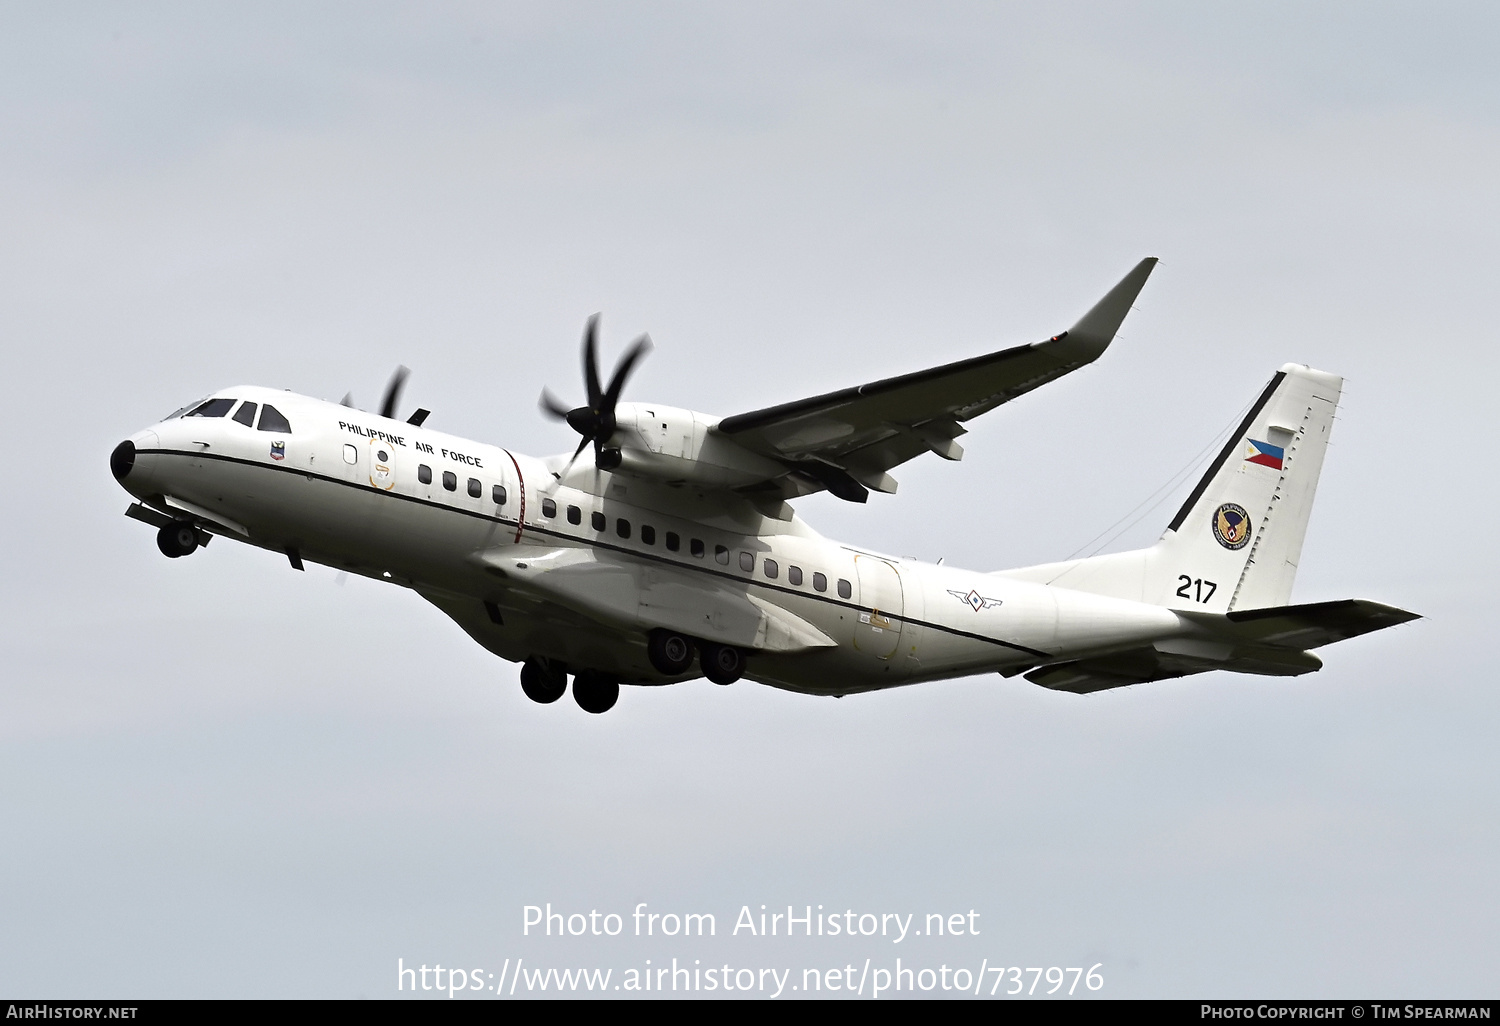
[342,365,430,426]
[540,315,651,470]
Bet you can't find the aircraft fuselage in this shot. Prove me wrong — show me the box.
[112,385,1186,697]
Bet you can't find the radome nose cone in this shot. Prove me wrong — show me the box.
[110,439,136,481]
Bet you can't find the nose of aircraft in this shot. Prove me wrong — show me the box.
[110,439,135,481]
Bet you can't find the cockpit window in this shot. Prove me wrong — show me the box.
[257,404,292,433]
[165,396,209,420]
[232,402,258,427]
[186,398,235,418]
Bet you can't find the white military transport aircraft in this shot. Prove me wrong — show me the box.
[110,258,1417,713]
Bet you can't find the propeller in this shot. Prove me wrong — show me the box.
[379,366,409,419]
[540,315,651,470]
[342,366,430,426]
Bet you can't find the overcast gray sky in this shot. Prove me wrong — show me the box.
[1,2,1493,999]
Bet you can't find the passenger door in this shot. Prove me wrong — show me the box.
[853,555,903,659]
[367,438,396,491]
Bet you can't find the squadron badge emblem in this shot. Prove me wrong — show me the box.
[1212,502,1251,550]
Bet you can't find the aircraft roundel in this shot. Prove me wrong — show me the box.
[1212,502,1251,550]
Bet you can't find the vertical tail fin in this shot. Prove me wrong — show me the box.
[997,364,1342,612]
[1156,364,1340,610]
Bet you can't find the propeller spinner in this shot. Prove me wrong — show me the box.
[540,315,651,470]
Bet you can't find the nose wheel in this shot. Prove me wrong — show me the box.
[156,521,201,558]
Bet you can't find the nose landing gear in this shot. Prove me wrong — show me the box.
[156,521,201,558]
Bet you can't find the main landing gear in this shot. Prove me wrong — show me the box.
[519,658,620,714]
[645,629,748,686]
[520,633,749,714]
[571,671,620,715]
[647,629,695,675]
[519,658,567,704]
[156,520,201,558]
[700,642,746,686]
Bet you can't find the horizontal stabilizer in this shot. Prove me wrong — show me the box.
[1027,598,1419,695]
[1193,598,1421,649]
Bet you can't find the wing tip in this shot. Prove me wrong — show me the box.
[1061,256,1160,356]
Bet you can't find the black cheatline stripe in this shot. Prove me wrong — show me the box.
[1165,371,1286,534]
[135,447,1052,658]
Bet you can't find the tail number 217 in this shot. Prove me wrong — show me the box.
[1176,576,1217,603]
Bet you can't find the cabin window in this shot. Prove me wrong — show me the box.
[666,532,681,552]
[443,471,458,492]
[418,464,432,484]
[592,511,606,531]
[788,565,802,586]
[342,444,358,465]
[257,405,292,433]
[837,578,852,599]
[715,545,729,565]
[617,519,631,539]
[813,572,827,593]
[232,402,257,427]
[764,559,779,580]
[641,525,656,545]
[467,478,481,498]
[739,552,754,572]
[567,505,581,525]
[493,484,506,505]
[541,497,556,517]
[187,397,235,418]
[690,538,704,558]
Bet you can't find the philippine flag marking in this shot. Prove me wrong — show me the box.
[1245,438,1284,470]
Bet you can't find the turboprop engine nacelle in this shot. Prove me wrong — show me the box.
[606,402,787,489]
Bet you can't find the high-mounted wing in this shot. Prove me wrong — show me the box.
[715,257,1158,502]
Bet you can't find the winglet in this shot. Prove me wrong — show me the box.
[1056,257,1158,361]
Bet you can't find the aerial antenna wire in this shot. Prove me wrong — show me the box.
[1059,395,1257,562]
